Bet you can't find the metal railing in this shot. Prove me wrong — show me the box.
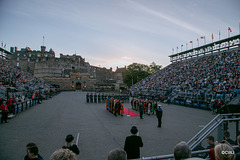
[136,145,238,160]
[134,114,240,160]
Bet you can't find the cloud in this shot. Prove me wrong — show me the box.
[126,0,206,35]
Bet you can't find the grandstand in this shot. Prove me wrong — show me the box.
[0,56,59,116]
[0,47,12,60]
[130,35,240,112]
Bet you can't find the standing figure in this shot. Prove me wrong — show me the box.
[124,126,143,159]
[106,97,110,110]
[98,93,101,103]
[120,101,124,116]
[156,104,163,128]
[101,94,105,103]
[94,93,97,103]
[147,101,151,115]
[62,134,80,155]
[0,101,8,123]
[86,93,89,103]
[90,93,93,103]
[139,101,144,119]
[131,98,135,110]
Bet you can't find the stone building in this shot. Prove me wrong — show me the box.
[10,46,127,91]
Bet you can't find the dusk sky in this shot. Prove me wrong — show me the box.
[0,0,239,70]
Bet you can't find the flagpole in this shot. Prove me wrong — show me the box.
[219,31,221,40]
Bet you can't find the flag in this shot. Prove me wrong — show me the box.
[212,33,214,40]
[201,36,205,39]
[228,27,232,32]
[1,41,3,47]
[197,38,199,42]
[190,41,192,43]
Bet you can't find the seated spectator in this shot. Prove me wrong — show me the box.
[206,136,215,149]
[26,143,44,160]
[174,141,191,160]
[214,142,235,160]
[62,134,80,155]
[50,149,76,160]
[224,131,235,145]
[108,148,127,160]
[24,142,43,160]
[192,141,205,158]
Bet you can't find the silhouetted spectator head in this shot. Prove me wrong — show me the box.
[214,143,234,160]
[130,126,138,135]
[174,141,191,160]
[26,142,37,150]
[50,149,76,160]
[206,136,214,144]
[108,148,127,160]
[65,134,74,143]
[27,145,39,159]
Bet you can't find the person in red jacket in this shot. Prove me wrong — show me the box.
[1,100,8,123]
[7,96,16,114]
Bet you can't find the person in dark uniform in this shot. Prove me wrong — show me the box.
[98,93,101,103]
[86,93,89,103]
[94,93,97,103]
[90,93,93,103]
[101,93,105,103]
[156,104,163,128]
[124,126,143,159]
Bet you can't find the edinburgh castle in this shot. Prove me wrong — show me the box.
[10,46,127,91]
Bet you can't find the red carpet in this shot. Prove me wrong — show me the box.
[123,108,140,117]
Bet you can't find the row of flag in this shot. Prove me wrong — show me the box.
[172,27,234,53]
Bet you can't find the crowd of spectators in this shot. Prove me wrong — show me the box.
[131,49,240,107]
[0,58,58,116]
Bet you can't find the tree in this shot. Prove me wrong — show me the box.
[149,62,162,74]
[123,62,162,88]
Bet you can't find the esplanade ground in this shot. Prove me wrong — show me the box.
[0,91,215,160]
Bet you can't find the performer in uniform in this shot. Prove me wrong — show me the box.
[156,104,163,128]
[120,101,124,116]
[86,93,89,103]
